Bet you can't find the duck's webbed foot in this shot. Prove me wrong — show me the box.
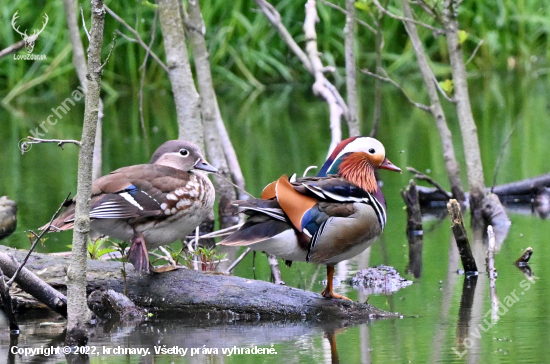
[128,232,150,273]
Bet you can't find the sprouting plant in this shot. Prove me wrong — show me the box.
[87,237,117,260]
[182,246,227,272]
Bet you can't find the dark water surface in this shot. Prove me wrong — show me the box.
[2,74,550,363]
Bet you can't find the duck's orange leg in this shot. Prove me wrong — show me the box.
[321,265,352,301]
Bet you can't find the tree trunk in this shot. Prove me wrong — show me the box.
[442,0,485,213]
[344,0,360,137]
[402,0,465,203]
[157,0,204,149]
[66,0,105,344]
[185,0,239,229]
[63,0,103,182]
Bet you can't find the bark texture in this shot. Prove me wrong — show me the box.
[447,199,478,272]
[344,0,360,136]
[442,0,485,211]
[157,0,204,149]
[63,0,103,182]
[0,246,396,320]
[66,0,105,338]
[185,0,239,229]
[402,0,465,202]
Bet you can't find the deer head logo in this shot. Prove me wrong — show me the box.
[11,11,49,54]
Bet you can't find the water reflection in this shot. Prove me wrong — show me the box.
[2,314,378,364]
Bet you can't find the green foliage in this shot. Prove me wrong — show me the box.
[182,246,227,272]
[87,237,117,260]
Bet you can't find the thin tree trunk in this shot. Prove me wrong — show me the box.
[344,0,360,136]
[66,0,105,344]
[442,0,485,212]
[185,0,239,229]
[157,0,204,149]
[63,0,103,181]
[402,0,465,202]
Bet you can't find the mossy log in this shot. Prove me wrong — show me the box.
[0,246,396,321]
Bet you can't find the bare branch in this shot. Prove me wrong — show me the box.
[254,0,349,153]
[21,137,81,154]
[304,0,345,155]
[360,68,431,111]
[225,247,251,274]
[465,39,484,66]
[99,32,117,71]
[407,167,452,198]
[0,40,25,58]
[6,195,71,287]
[255,0,312,73]
[138,9,158,156]
[105,5,169,73]
[371,0,443,34]
[318,0,377,34]
[80,5,90,40]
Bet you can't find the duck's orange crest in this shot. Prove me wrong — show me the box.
[338,152,378,193]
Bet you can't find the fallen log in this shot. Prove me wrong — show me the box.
[416,172,550,209]
[0,246,396,320]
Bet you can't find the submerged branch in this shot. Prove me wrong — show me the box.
[447,199,478,273]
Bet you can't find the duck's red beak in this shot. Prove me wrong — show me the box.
[380,158,402,173]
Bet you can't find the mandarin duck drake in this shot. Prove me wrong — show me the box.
[45,140,216,273]
[220,136,400,300]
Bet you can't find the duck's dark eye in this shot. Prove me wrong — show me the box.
[368,148,376,154]
[179,149,189,157]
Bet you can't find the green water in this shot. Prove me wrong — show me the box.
[2,72,550,363]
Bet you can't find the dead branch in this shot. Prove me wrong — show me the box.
[255,0,350,154]
[0,267,19,331]
[515,247,533,266]
[319,0,376,33]
[0,40,26,58]
[255,0,312,72]
[21,137,81,155]
[402,0,465,202]
[0,252,67,317]
[104,5,169,73]
[487,225,499,320]
[225,247,251,274]
[407,167,452,198]
[267,254,285,285]
[137,9,158,156]
[6,195,70,287]
[401,180,423,278]
[304,0,345,154]
[359,68,431,111]
[447,199,478,273]
[371,0,443,34]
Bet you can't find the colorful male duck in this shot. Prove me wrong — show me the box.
[220,136,401,300]
[45,140,217,273]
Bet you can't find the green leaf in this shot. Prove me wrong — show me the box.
[458,30,468,44]
[439,79,454,94]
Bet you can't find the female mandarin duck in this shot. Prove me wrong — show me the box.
[46,140,216,273]
[220,136,401,300]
